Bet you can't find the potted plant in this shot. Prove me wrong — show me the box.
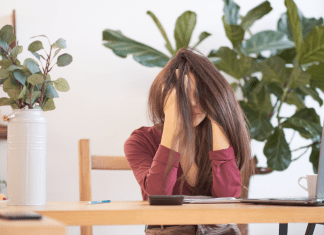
[0,24,72,205]
[101,0,323,234]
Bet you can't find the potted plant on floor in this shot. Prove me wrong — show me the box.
[101,0,323,234]
[0,24,72,205]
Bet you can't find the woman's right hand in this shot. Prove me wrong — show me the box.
[163,69,181,119]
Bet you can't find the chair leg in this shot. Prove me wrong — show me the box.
[279,223,288,235]
[81,225,92,235]
[305,223,316,235]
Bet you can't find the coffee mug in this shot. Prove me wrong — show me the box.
[298,174,318,197]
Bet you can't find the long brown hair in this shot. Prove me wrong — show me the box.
[147,47,255,197]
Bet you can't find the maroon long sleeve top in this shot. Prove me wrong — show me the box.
[124,125,241,201]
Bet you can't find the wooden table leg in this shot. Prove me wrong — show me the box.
[305,223,316,235]
[279,223,288,235]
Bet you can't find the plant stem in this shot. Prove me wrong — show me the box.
[39,45,53,107]
[291,147,309,161]
[291,142,318,152]
[289,130,295,145]
[269,98,280,119]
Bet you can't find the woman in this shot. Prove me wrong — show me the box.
[124,47,255,235]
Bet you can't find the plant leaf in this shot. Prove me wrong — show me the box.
[285,91,306,110]
[263,127,291,171]
[3,77,18,92]
[298,86,323,106]
[53,78,69,92]
[222,15,245,47]
[24,58,40,74]
[222,0,240,25]
[284,0,304,57]
[174,11,196,51]
[242,30,295,55]
[0,25,16,45]
[310,143,321,174]
[18,86,28,100]
[102,29,170,67]
[230,82,239,92]
[14,70,27,86]
[289,60,310,88]
[307,62,324,92]
[44,84,59,98]
[255,56,287,84]
[57,53,73,67]
[0,39,9,52]
[265,82,283,98]
[299,26,324,65]
[240,1,272,31]
[7,65,24,71]
[10,45,23,58]
[193,32,211,48]
[0,69,9,79]
[42,98,55,111]
[7,89,19,100]
[31,91,41,104]
[28,40,44,53]
[27,74,44,85]
[53,38,66,49]
[146,11,175,55]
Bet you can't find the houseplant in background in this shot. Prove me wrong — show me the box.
[102,0,323,234]
[0,24,72,205]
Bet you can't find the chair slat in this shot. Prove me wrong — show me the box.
[79,139,92,202]
[91,156,131,170]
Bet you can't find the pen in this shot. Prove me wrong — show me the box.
[88,200,111,205]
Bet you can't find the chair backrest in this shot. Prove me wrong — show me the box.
[78,139,131,235]
[0,10,16,48]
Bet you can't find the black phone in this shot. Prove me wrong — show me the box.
[0,211,42,220]
[149,195,184,205]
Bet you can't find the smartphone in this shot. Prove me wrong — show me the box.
[0,211,42,220]
[149,195,184,205]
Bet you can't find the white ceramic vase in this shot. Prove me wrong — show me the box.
[6,108,47,206]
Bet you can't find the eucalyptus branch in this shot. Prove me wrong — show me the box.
[39,45,53,107]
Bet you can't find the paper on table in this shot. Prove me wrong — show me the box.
[183,195,242,204]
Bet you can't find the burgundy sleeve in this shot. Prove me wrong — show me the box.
[124,135,180,201]
[209,146,241,198]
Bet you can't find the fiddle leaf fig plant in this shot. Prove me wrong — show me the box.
[0,25,72,111]
[102,0,324,174]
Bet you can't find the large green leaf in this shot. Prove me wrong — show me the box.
[240,1,272,31]
[265,82,283,99]
[102,29,170,68]
[299,26,324,65]
[174,11,196,51]
[239,101,274,141]
[242,30,295,55]
[57,53,73,67]
[263,127,291,171]
[255,56,287,84]
[307,62,324,92]
[147,11,175,55]
[277,8,323,41]
[298,86,323,107]
[222,15,245,47]
[284,0,304,57]
[277,48,296,64]
[28,40,44,53]
[0,25,16,45]
[192,32,212,48]
[310,142,321,174]
[289,60,310,88]
[256,85,273,115]
[242,76,261,103]
[211,47,253,79]
[285,91,306,110]
[288,117,323,142]
[222,0,240,25]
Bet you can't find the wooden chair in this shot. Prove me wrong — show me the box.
[78,139,131,235]
[0,10,16,48]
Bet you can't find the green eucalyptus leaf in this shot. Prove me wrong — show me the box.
[53,48,61,58]
[174,11,196,51]
[7,65,24,71]
[10,45,23,58]
[0,97,12,106]
[239,100,274,141]
[42,98,55,111]
[0,25,16,45]
[7,89,19,100]
[18,86,28,99]
[240,1,272,31]
[222,15,245,47]
[0,69,9,79]
[299,26,324,65]
[102,29,170,67]
[28,40,44,53]
[298,86,323,106]
[57,53,73,67]
[193,32,212,48]
[284,0,304,57]
[0,39,9,52]
[242,30,295,55]
[285,91,306,110]
[53,78,69,92]
[13,70,27,85]
[263,127,291,171]
[24,58,40,74]
[31,91,41,104]
[27,74,44,85]
[3,76,18,92]
[53,38,66,49]
[32,52,40,60]
[0,59,12,69]
[307,62,324,92]
[146,11,175,55]
[44,84,59,98]
[289,60,310,88]
[223,0,240,25]
[255,56,287,84]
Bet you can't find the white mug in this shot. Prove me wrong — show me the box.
[298,175,318,198]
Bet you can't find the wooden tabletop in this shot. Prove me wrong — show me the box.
[2,201,324,226]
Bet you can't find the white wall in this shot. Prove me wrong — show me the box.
[0,0,324,234]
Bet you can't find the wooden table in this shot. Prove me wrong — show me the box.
[1,201,324,234]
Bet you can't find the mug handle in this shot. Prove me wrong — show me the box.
[298,176,308,192]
